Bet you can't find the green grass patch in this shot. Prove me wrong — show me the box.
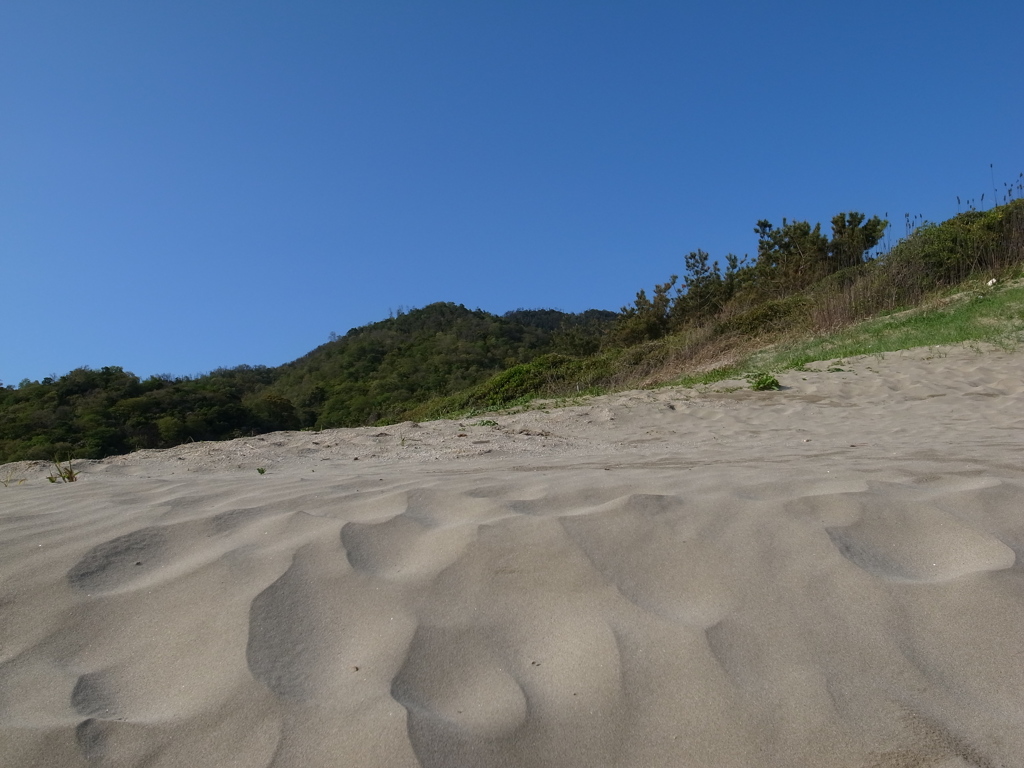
[660,283,1024,393]
[758,284,1024,370]
[669,366,744,389]
[747,372,781,391]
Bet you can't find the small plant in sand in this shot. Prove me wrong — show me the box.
[47,456,79,483]
[1,467,26,487]
[256,467,267,475]
[747,372,781,391]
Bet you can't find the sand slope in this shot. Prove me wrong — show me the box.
[2,344,1024,767]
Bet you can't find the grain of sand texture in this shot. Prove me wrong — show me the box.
[3,343,1024,767]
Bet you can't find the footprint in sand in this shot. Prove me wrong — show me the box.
[826,503,1015,582]
[67,507,288,594]
[67,528,168,593]
[559,494,735,629]
[341,514,478,582]
[71,670,118,719]
[246,541,416,703]
[70,671,128,764]
[391,626,529,742]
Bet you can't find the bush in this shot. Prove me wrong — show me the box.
[883,201,1024,289]
[716,297,811,337]
[747,372,781,391]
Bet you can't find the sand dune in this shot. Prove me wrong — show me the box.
[3,343,1024,767]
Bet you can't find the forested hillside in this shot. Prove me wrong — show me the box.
[267,303,615,427]
[0,306,614,462]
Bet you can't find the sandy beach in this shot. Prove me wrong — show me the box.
[2,342,1024,767]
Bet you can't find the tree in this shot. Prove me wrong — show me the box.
[615,276,678,343]
[676,250,721,322]
[829,212,888,270]
[752,212,887,296]
[672,249,748,324]
[754,218,829,296]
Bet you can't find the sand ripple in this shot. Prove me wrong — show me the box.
[3,343,1024,766]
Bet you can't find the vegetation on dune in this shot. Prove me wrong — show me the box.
[2,190,1022,465]
[749,283,1024,373]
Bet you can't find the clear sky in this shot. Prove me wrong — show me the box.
[2,1,1022,385]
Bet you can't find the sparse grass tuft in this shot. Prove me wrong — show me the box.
[1,466,26,487]
[47,456,79,483]
[670,366,743,389]
[747,372,781,391]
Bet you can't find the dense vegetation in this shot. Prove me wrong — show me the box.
[2,193,1022,465]
[0,306,614,462]
[266,304,615,427]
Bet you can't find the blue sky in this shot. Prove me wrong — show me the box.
[2,1,1022,385]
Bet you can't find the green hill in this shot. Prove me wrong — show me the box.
[0,305,614,462]
[2,195,1022,465]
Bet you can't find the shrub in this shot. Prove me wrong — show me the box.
[747,373,781,391]
[716,297,811,337]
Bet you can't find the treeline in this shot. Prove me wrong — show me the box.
[614,212,887,344]
[2,197,1022,465]
[0,365,282,462]
[614,199,1023,347]
[0,306,615,462]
